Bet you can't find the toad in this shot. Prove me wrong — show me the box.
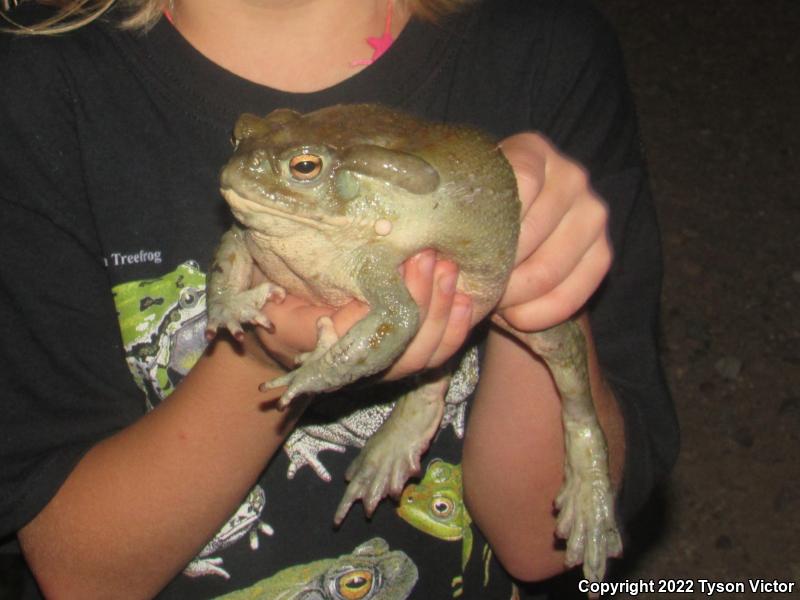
[206,104,621,584]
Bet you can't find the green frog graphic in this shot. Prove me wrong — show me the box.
[397,459,498,596]
[214,537,418,599]
[113,260,208,409]
[397,460,473,572]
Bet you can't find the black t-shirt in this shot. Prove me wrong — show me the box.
[0,0,678,598]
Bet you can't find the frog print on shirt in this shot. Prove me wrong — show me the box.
[397,459,513,598]
[397,460,472,571]
[213,537,418,600]
[396,459,476,596]
[113,260,208,409]
[184,485,275,579]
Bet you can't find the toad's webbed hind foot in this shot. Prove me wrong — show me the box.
[335,443,422,525]
[555,427,622,582]
[334,374,449,525]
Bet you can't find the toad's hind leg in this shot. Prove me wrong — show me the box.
[334,372,450,525]
[522,320,622,583]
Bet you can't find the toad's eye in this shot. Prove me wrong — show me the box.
[289,154,323,180]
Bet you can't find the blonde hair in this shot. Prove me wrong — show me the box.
[1,0,472,34]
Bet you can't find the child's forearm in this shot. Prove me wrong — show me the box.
[462,314,624,581]
[18,334,302,599]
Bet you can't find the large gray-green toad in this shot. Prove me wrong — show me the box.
[206,104,621,583]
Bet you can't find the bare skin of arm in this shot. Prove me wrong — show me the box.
[18,335,299,599]
[462,315,625,582]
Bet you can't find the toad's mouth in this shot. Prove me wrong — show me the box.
[220,187,347,230]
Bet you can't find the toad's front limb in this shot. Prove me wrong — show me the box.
[206,225,286,339]
[264,246,420,407]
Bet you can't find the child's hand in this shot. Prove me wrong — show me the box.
[497,133,612,332]
[254,250,472,382]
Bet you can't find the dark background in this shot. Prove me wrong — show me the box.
[2,0,799,597]
[596,0,799,596]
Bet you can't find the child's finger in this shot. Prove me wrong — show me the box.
[424,293,472,369]
[401,249,436,324]
[500,198,610,309]
[500,238,612,331]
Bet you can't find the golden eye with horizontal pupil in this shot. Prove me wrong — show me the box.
[289,154,323,180]
[431,496,455,518]
[336,569,373,599]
